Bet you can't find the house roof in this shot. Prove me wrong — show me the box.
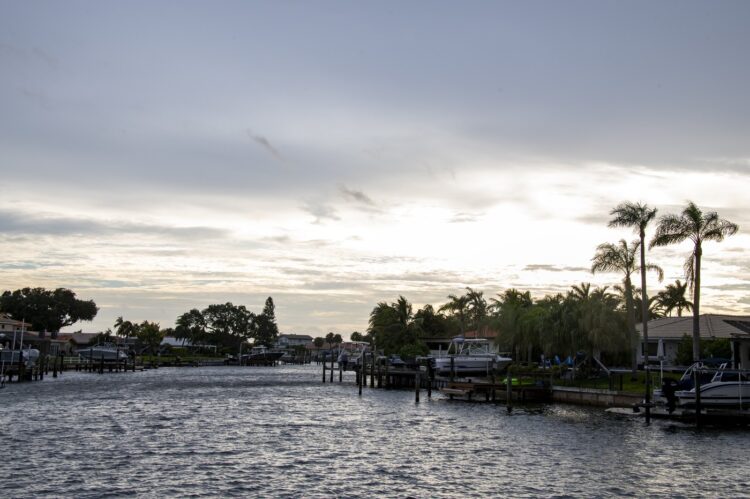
[56,332,101,344]
[637,314,750,340]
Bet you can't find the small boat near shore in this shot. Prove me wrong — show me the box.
[434,337,512,376]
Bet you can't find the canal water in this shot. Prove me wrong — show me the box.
[2,365,749,498]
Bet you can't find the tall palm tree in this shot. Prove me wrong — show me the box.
[591,239,663,375]
[608,202,658,366]
[651,201,738,361]
[656,280,693,317]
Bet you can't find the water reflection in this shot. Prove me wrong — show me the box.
[3,365,750,497]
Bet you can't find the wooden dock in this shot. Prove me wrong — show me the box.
[321,354,552,407]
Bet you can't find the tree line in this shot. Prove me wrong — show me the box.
[364,200,738,371]
[113,297,280,354]
[0,288,280,356]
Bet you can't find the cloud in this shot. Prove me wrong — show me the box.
[300,202,340,223]
[524,264,590,273]
[0,209,229,240]
[339,185,375,206]
[449,212,482,223]
[246,129,284,162]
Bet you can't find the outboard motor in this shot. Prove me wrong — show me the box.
[661,378,679,414]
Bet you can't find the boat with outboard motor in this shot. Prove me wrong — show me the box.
[76,342,129,361]
[657,361,750,412]
[434,336,512,376]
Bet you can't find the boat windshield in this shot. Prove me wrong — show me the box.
[448,339,493,356]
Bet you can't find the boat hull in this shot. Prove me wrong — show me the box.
[676,381,750,408]
[434,356,511,376]
[76,347,128,361]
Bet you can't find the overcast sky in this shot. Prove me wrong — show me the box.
[1,1,749,337]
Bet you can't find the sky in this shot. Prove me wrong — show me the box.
[1,1,749,337]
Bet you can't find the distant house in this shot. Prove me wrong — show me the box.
[0,314,31,334]
[636,314,750,367]
[276,334,314,349]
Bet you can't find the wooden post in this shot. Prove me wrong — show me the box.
[322,360,326,383]
[450,356,455,382]
[358,364,363,396]
[99,352,104,374]
[506,367,513,413]
[370,352,375,388]
[645,366,651,424]
[377,358,382,389]
[329,351,334,383]
[339,362,343,383]
[491,373,496,402]
[427,362,433,399]
[694,367,702,428]
[385,361,390,388]
[415,372,420,403]
[53,355,58,378]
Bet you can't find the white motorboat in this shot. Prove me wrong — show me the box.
[0,347,40,368]
[434,337,512,376]
[658,362,750,410]
[76,342,128,361]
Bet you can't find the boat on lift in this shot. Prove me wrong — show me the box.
[434,336,512,376]
[657,362,750,411]
[76,342,129,361]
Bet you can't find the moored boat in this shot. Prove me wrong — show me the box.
[0,348,40,368]
[658,362,750,411]
[434,336,512,376]
[76,342,129,361]
[241,345,284,365]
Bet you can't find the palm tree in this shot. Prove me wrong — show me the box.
[491,289,534,360]
[591,239,663,375]
[608,202,658,366]
[464,287,488,335]
[114,316,137,339]
[656,280,693,317]
[438,294,470,335]
[368,296,422,355]
[651,201,738,361]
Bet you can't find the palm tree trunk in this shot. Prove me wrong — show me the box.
[692,245,702,362]
[624,279,637,377]
[639,232,649,367]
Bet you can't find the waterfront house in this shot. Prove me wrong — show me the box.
[0,314,32,334]
[275,334,314,349]
[636,314,750,368]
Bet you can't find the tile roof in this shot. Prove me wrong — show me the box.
[637,314,750,339]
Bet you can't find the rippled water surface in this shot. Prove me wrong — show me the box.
[3,365,750,497]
